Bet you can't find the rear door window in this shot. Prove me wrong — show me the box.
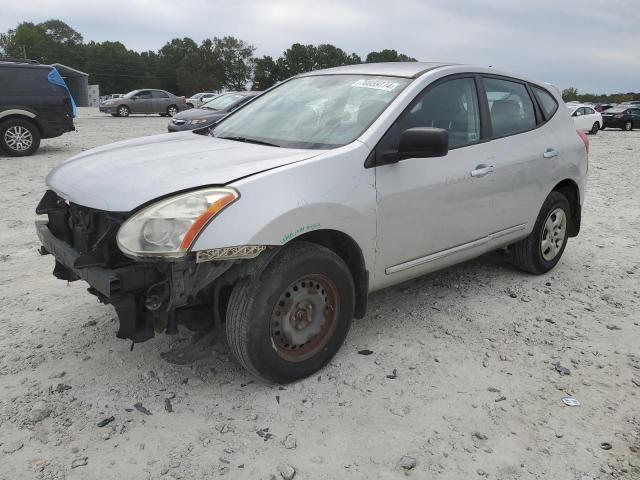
[531,86,558,120]
[483,77,536,137]
[152,90,169,98]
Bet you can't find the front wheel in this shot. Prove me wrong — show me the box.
[590,122,599,135]
[624,121,633,131]
[117,105,130,117]
[225,241,355,383]
[0,119,41,157]
[510,191,571,274]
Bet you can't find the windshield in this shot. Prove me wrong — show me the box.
[605,107,627,113]
[123,90,140,98]
[202,93,245,110]
[212,75,412,149]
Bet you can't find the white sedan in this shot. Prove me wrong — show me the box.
[567,104,602,135]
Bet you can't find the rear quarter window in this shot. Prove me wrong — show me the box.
[531,86,559,120]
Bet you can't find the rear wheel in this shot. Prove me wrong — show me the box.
[166,105,179,117]
[0,119,41,157]
[624,121,632,131]
[510,191,571,274]
[600,125,606,130]
[117,105,130,117]
[590,122,599,135]
[225,241,354,383]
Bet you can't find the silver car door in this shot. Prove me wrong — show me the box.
[480,76,557,232]
[131,90,152,113]
[374,76,499,284]
[152,90,171,112]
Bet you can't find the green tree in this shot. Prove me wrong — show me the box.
[212,36,255,90]
[314,44,361,69]
[365,49,416,63]
[0,20,84,66]
[252,55,283,90]
[562,87,579,102]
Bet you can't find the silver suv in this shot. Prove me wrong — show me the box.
[36,62,588,383]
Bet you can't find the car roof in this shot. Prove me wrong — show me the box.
[298,62,453,79]
[0,61,51,70]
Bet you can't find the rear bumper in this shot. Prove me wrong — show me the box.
[40,116,75,138]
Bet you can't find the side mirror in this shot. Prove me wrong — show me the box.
[398,127,449,160]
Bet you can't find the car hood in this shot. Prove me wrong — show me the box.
[46,132,325,212]
[173,108,225,121]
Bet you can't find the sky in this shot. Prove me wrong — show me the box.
[1,0,639,93]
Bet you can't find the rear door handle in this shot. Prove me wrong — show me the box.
[543,148,559,158]
[470,164,495,178]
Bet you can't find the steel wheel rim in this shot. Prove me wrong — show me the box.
[168,107,178,116]
[270,274,339,362]
[119,106,128,116]
[540,207,567,261]
[625,122,632,131]
[4,126,33,151]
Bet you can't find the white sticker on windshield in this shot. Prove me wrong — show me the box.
[352,79,399,91]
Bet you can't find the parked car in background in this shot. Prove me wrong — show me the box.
[567,104,602,134]
[168,91,260,132]
[601,106,640,131]
[621,101,640,107]
[36,62,588,382]
[100,94,124,104]
[99,89,187,117]
[0,60,75,157]
[594,103,615,112]
[186,92,219,109]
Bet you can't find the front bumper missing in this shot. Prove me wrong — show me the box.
[36,220,235,343]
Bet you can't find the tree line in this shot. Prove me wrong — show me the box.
[3,20,636,102]
[0,20,416,95]
[561,87,638,104]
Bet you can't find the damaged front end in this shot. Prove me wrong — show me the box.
[35,190,266,343]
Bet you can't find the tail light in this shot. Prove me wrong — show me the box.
[577,129,589,156]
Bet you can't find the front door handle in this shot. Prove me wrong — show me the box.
[470,164,495,178]
[543,148,559,158]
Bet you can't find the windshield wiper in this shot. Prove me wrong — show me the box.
[218,136,280,147]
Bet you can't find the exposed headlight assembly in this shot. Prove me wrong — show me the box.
[188,119,209,125]
[116,187,238,258]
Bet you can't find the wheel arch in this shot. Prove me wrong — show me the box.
[291,229,368,319]
[551,179,581,237]
[0,113,43,136]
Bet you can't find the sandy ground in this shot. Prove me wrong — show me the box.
[0,107,639,480]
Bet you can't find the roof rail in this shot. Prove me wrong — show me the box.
[0,58,41,65]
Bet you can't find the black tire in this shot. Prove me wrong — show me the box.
[590,122,599,135]
[166,105,179,117]
[510,191,571,274]
[624,121,632,131]
[600,125,606,130]
[226,241,355,383]
[0,118,41,157]
[116,105,130,117]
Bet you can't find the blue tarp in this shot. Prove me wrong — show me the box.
[47,67,77,118]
